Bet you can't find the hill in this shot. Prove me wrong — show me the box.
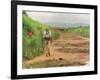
[23,14,49,60]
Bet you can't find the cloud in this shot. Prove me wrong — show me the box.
[26,11,90,24]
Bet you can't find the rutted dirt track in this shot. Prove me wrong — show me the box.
[23,32,89,68]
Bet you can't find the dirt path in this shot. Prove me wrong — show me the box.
[23,32,89,68]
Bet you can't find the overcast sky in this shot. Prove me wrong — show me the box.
[26,11,90,24]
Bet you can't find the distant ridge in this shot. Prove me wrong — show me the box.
[45,22,89,28]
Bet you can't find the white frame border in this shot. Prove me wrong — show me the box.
[17,5,94,75]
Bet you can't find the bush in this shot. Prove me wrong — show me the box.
[52,31,60,40]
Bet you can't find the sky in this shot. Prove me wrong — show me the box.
[26,11,90,25]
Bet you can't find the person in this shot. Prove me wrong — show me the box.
[43,29,52,57]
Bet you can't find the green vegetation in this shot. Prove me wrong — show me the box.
[23,14,49,60]
[65,27,89,37]
[23,13,60,60]
[22,11,89,62]
[52,31,60,40]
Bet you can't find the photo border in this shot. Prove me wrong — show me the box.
[11,0,98,79]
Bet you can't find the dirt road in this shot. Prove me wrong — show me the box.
[23,32,89,68]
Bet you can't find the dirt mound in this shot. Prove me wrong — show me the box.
[56,47,89,53]
[53,41,89,47]
[23,32,89,69]
[23,57,87,68]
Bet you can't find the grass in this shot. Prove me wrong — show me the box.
[23,13,60,60]
[23,14,49,60]
[65,27,89,37]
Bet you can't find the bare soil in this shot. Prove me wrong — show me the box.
[23,32,89,69]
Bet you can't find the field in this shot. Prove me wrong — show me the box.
[22,13,89,69]
[64,26,89,37]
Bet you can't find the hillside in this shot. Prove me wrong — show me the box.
[22,14,59,60]
[23,14,49,60]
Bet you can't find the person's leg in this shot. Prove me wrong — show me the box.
[47,41,51,56]
[44,40,49,57]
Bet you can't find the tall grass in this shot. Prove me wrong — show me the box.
[23,14,49,60]
[23,14,60,60]
[52,31,60,40]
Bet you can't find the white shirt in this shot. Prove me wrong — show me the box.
[43,30,51,38]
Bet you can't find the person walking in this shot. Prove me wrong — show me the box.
[43,29,52,57]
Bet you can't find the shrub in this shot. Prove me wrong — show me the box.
[52,31,60,40]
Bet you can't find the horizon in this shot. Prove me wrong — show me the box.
[25,11,90,27]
